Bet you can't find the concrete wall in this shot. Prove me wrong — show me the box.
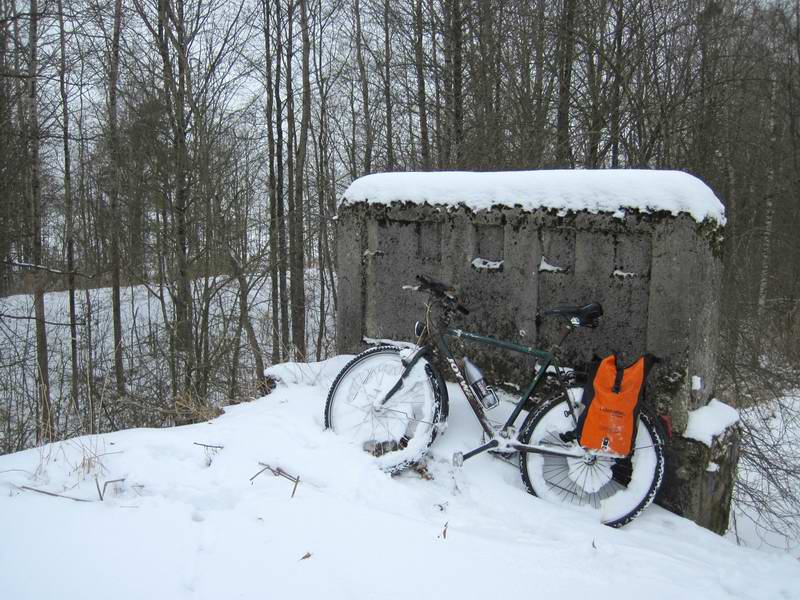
[336,201,732,532]
[337,204,722,409]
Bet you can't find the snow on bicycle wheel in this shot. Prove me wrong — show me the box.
[325,346,443,473]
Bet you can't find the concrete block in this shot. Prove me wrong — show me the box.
[335,199,727,534]
[335,207,365,354]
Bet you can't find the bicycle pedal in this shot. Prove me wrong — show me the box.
[452,452,464,468]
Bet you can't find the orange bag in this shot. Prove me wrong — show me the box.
[578,354,653,456]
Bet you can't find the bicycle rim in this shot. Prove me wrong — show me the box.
[520,397,663,526]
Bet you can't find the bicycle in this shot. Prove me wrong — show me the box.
[324,274,665,527]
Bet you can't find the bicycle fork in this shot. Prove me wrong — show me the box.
[378,345,430,408]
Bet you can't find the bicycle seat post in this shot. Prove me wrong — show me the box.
[552,322,575,357]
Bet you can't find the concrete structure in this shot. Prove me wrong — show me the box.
[335,171,736,532]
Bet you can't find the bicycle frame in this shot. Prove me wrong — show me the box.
[381,305,588,465]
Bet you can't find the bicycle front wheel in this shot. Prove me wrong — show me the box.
[325,345,446,473]
[518,392,664,527]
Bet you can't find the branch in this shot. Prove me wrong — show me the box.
[0,70,33,80]
[5,260,94,279]
[19,485,91,502]
[0,312,81,327]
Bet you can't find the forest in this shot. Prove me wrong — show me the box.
[0,0,799,531]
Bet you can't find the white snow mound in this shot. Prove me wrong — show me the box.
[1,358,796,600]
[684,399,740,446]
[341,169,725,224]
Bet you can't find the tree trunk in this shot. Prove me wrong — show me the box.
[758,79,781,315]
[57,0,80,423]
[262,0,281,364]
[229,252,267,395]
[383,0,394,170]
[274,0,290,356]
[414,0,430,170]
[555,0,577,166]
[290,0,311,360]
[610,0,623,167]
[354,0,373,174]
[531,0,547,167]
[450,0,463,167]
[285,0,298,358]
[28,0,53,443]
[109,0,126,399]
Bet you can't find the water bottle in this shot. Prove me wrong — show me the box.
[463,357,499,410]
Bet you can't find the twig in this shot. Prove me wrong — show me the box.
[0,312,82,327]
[102,479,125,499]
[0,468,35,476]
[19,485,90,502]
[95,451,125,458]
[193,442,224,450]
[95,477,125,500]
[250,462,301,497]
[249,465,271,482]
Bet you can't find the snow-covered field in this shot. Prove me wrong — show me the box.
[0,272,333,451]
[1,357,797,600]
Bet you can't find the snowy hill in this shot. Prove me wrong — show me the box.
[1,357,797,600]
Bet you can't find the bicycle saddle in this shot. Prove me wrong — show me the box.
[543,302,603,327]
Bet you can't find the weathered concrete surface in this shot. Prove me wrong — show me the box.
[660,427,740,534]
[335,201,729,532]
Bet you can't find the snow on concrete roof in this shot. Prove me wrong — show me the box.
[341,169,725,225]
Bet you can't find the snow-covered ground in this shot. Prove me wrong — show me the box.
[1,357,797,600]
[729,394,800,557]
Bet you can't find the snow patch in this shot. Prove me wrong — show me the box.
[471,257,504,272]
[539,257,566,273]
[684,399,740,446]
[362,337,418,350]
[264,357,352,388]
[341,170,725,225]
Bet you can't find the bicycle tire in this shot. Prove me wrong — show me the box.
[325,345,448,474]
[518,391,664,527]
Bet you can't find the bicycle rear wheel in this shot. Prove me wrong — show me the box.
[518,391,664,527]
[325,345,447,473]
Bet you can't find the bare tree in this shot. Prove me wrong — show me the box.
[26,0,53,442]
[108,0,126,399]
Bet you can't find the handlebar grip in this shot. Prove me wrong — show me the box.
[415,274,470,315]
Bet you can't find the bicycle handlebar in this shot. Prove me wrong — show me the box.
[414,275,470,315]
